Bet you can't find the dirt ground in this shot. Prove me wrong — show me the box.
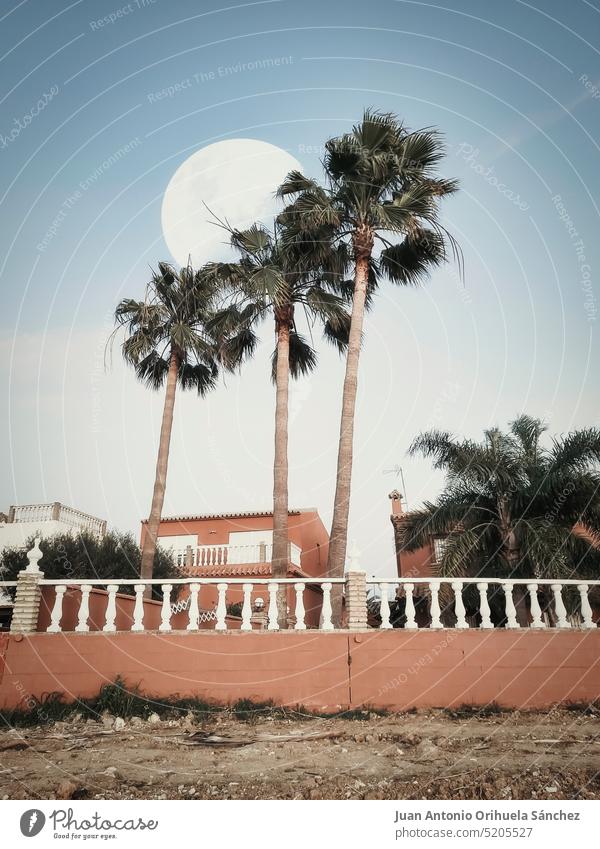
[1,707,599,800]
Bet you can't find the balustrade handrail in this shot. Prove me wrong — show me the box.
[38,576,345,586]
[170,540,303,567]
[366,577,600,587]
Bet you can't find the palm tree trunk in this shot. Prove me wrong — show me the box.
[327,244,371,625]
[140,350,179,586]
[272,310,291,628]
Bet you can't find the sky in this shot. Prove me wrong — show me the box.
[1,0,599,578]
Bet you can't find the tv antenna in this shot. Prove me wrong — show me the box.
[383,465,408,508]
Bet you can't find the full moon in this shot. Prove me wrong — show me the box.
[161,139,302,267]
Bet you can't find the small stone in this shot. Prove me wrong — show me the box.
[414,739,439,758]
[544,785,558,794]
[56,780,80,800]
[102,767,120,780]
[113,717,126,731]
[147,713,160,725]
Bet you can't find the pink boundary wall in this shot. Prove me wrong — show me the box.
[1,630,599,712]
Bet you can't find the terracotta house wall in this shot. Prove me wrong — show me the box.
[1,630,598,712]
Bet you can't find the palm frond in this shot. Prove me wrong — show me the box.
[379,229,446,285]
[271,331,317,382]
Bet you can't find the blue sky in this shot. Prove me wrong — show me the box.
[1,0,599,575]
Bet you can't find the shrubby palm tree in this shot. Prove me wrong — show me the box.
[277,109,459,602]
[202,222,350,626]
[402,415,600,581]
[113,263,220,581]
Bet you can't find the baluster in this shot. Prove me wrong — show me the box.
[476,582,493,629]
[241,583,253,631]
[404,582,417,629]
[577,584,595,629]
[294,582,307,630]
[379,583,391,629]
[47,585,67,633]
[159,584,172,632]
[320,582,333,630]
[429,581,442,628]
[527,583,545,629]
[132,584,145,632]
[215,583,227,630]
[187,583,200,631]
[551,583,571,628]
[502,582,519,629]
[451,581,468,629]
[267,582,279,631]
[75,585,91,632]
[103,584,118,632]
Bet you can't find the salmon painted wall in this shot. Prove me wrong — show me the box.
[143,509,329,578]
[1,630,598,712]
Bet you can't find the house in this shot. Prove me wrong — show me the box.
[388,489,600,627]
[389,490,442,579]
[142,507,330,627]
[0,502,107,554]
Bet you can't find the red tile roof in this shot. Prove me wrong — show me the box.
[180,563,309,579]
[142,509,314,524]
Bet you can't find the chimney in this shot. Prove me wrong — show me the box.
[388,490,404,516]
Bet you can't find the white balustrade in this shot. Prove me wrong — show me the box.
[186,583,201,631]
[451,581,469,629]
[379,583,392,629]
[23,575,599,634]
[103,584,118,632]
[241,583,253,631]
[215,583,227,630]
[267,582,279,631]
[477,582,493,629]
[47,585,67,633]
[321,582,333,630]
[527,583,545,629]
[429,582,442,629]
[502,582,519,629]
[173,541,303,569]
[578,584,595,629]
[551,583,571,629]
[159,585,172,632]
[404,583,417,629]
[75,585,91,632]
[132,584,145,632]
[294,582,307,630]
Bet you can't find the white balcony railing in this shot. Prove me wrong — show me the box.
[367,578,600,630]
[36,576,600,635]
[8,503,106,537]
[171,541,303,569]
[40,577,342,633]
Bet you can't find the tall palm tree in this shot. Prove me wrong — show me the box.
[402,415,600,581]
[203,222,349,626]
[114,262,220,581]
[277,109,459,608]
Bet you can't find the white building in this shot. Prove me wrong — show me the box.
[0,502,107,553]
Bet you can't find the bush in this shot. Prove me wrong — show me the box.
[0,530,178,600]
